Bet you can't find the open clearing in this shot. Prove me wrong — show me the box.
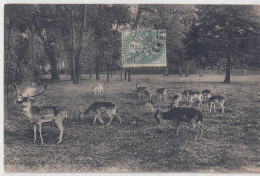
[4,74,260,172]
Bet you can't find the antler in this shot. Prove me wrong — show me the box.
[13,82,22,96]
[30,83,48,97]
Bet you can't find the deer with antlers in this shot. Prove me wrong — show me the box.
[15,83,68,145]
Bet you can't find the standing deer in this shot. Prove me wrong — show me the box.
[154,107,203,141]
[16,84,68,145]
[188,90,203,107]
[156,88,168,101]
[209,95,226,113]
[92,83,104,95]
[136,84,151,100]
[202,89,212,101]
[169,93,182,108]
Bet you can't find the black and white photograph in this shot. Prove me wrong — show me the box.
[2,2,260,173]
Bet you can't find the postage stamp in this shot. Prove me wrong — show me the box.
[122,29,166,67]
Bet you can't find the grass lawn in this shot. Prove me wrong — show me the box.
[4,74,260,172]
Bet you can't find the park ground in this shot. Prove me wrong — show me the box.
[4,74,260,172]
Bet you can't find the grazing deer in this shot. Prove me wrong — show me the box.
[153,107,203,141]
[209,95,226,113]
[92,83,104,95]
[18,86,68,145]
[136,84,151,100]
[170,93,182,108]
[13,82,47,103]
[156,88,168,101]
[202,89,212,101]
[188,90,203,107]
[81,102,122,126]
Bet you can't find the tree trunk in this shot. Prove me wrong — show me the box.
[96,60,100,81]
[71,10,76,84]
[165,67,169,77]
[124,68,127,80]
[185,61,189,77]
[120,67,123,81]
[244,69,248,76]
[223,57,231,83]
[49,56,60,81]
[128,69,131,82]
[199,68,203,77]
[179,65,182,76]
[107,66,109,83]
[75,58,81,84]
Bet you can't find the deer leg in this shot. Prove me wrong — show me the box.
[33,124,37,143]
[209,103,212,113]
[116,113,122,124]
[105,113,114,126]
[214,104,216,112]
[176,122,181,136]
[221,103,225,113]
[139,93,141,99]
[165,96,167,101]
[55,119,64,144]
[192,123,199,141]
[198,123,203,139]
[38,123,43,145]
[94,111,103,124]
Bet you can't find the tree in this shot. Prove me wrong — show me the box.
[188,5,260,83]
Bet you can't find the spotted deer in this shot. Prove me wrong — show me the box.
[189,90,203,107]
[202,89,212,101]
[209,95,226,113]
[170,93,182,108]
[136,84,151,100]
[80,102,122,126]
[16,85,68,145]
[156,88,168,101]
[92,83,104,95]
[153,107,203,141]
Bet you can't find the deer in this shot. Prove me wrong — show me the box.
[156,88,168,101]
[136,84,151,100]
[182,89,190,102]
[92,83,104,95]
[169,93,182,108]
[17,85,68,145]
[188,90,203,107]
[80,102,122,126]
[202,89,212,102]
[208,95,226,113]
[153,107,204,141]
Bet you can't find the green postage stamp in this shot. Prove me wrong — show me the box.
[122,29,166,67]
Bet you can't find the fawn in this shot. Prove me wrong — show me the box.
[154,107,203,141]
[81,102,122,126]
[208,95,226,113]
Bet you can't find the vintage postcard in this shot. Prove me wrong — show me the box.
[2,2,260,174]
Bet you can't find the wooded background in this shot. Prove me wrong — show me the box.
[4,4,260,85]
